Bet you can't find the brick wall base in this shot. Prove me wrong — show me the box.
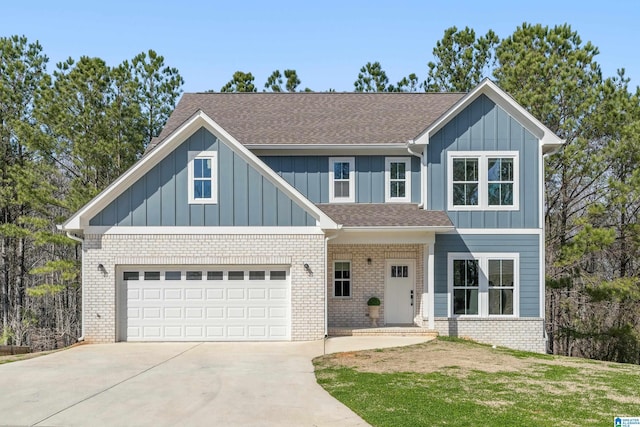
[434,317,547,353]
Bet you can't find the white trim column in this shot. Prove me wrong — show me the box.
[423,238,436,330]
[427,241,435,330]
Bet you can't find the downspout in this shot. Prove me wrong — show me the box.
[65,231,85,342]
[324,232,340,339]
[406,140,425,208]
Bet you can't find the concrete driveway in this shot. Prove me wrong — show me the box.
[0,337,431,427]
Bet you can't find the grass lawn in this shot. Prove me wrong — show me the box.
[313,337,640,426]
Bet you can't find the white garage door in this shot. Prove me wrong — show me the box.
[119,267,290,341]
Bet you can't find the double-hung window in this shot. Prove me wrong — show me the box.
[452,259,479,315]
[448,253,518,317]
[188,151,217,204]
[385,157,411,202]
[329,157,355,203]
[333,261,351,297]
[448,152,518,210]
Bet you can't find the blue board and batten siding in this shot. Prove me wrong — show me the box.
[261,156,421,203]
[89,128,316,227]
[434,234,540,318]
[427,94,540,228]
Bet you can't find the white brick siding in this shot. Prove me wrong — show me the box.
[82,233,325,343]
[434,318,546,353]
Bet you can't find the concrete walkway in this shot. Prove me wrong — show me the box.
[0,336,432,427]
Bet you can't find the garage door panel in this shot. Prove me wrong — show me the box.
[248,288,266,300]
[206,326,224,337]
[143,307,161,319]
[143,289,162,300]
[269,288,287,300]
[227,289,245,299]
[248,307,266,319]
[185,326,204,338]
[128,307,141,319]
[123,266,290,341]
[128,288,140,301]
[164,307,182,319]
[143,326,162,337]
[185,288,203,300]
[185,307,204,319]
[248,326,266,338]
[127,326,141,338]
[206,307,224,319]
[163,289,182,300]
[227,307,246,319]
[269,326,288,338]
[164,326,182,338]
[269,307,287,319]
[206,289,224,300]
[227,326,246,337]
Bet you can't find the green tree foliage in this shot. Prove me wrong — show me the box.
[0,35,79,347]
[354,61,390,92]
[424,26,499,92]
[264,70,283,92]
[0,36,183,350]
[130,50,184,146]
[394,73,420,92]
[221,71,256,92]
[284,69,301,92]
[264,69,303,92]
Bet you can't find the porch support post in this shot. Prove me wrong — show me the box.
[427,240,435,330]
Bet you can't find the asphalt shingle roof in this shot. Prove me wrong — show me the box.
[150,92,465,150]
[316,204,453,228]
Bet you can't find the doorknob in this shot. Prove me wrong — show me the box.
[410,290,414,306]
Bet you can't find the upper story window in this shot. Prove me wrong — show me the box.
[329,157,355,203]
[447,151,519,211]
[449,253,518,317]
[385,157,411,203]
[188,151,217,204]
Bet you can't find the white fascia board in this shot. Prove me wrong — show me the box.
[84,226,325,235]
[413,79,565,149]
[62,111,339,232]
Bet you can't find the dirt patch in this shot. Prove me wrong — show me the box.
[321,339,531,374]
[318,338,638,376]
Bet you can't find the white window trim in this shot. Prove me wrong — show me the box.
[385,157,412,203]
[333,260,352,298]
[188,151,218,204]
[329,157,355,203]
[447,252,519,317]
[447,151,519,211]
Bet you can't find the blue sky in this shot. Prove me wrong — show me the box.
[3,1,639,92]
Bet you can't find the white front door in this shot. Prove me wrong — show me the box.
[384,260,415,324]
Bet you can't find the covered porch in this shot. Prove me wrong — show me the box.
[317,203,453,331]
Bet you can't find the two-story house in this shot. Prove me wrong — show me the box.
[61,79,563,353]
